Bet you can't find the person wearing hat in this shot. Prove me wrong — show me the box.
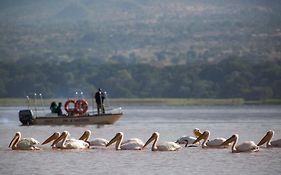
[95,88,105,115]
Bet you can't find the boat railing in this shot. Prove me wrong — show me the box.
[24,92,122,117]
[85,107,123,116]
[25,107,123,118]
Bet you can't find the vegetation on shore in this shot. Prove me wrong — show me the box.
[1,58,280,100]
[0,98,280,107]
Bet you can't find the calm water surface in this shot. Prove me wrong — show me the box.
[0,105,281,175]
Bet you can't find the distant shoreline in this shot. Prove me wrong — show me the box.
[0,98,280,106]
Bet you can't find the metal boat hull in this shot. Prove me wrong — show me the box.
[30,113,122,125]
[19,109,122,125]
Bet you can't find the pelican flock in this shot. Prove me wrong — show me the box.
[9,129,280,154]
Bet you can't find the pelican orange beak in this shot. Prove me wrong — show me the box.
[106,132,122,147]
[192,131,207,144]
[221,134,237,146]
[9,132,20,148]
[143,132,158,149]
[42,132,60,145]
[79,130,91,141]
[257,130,274,146]
[52,131,67,147]
[193,128,202,137]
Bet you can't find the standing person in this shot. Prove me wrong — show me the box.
[95,88,105,115]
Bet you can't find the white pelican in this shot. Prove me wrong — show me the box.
[106,132,144,150]
[221,134,259,153]
[176,128,202,145]
[257,130,281,148]
[192,130,230,148]
[47,131,89,149]
[9,132,40,150]
[79,130,109,147]
[143,132,181,151]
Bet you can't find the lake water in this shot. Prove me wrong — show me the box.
[0,105,281,175]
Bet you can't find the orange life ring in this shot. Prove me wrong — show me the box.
[64,99,77,114]
[75,99,88,115]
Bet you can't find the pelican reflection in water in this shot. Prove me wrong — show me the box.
[143,132,181,151]
[257,130,281,148]
[9,132,40,150]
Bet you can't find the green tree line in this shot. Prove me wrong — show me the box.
[0,58,280,100]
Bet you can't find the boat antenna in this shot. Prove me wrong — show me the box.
[34,93,38,117]
[26,96,30,109]
[75,91,78,100]
[91,91,94,113]
[99,89,102,113]
[39,93,45,112]
[104,91,111,110]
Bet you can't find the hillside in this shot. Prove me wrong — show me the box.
[0,0,281,65]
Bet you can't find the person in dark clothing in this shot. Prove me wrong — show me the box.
[95,88,105,115]
[56,102,63,116]
[50,101,57,113]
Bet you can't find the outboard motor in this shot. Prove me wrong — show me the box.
[19,109,35,125]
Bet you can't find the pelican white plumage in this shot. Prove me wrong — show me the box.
[192,130,230,148]
[106,132,144,150]
[221,134,259,153]
[176,128,202,145]
[79,130,109,147]
[46,131,89,149]
[143,132,181,151]
[122,138,144,145]
[257,130,281,148]
[9,132,40,150]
